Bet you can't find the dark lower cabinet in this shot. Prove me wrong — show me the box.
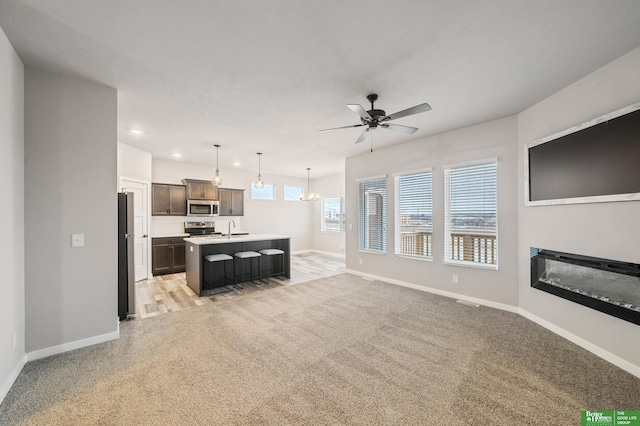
[152,237,186,276]
[185,237,290,296]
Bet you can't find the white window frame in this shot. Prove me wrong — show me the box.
[250,182,276,200]
[444,158,498,270]
[357,175,387,254]
[394,168,433,261]
[321,196,345,233]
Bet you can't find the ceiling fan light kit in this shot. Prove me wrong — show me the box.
[320,94,432,149]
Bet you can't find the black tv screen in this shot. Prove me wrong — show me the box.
[528,105,640,204]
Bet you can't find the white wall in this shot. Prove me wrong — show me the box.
[346,116,519,306]
[24,69,118,353]
[0,25,25,402]
[311,173,346,255]
[152,159,313,251]
[517,47,640,367]
[117,142,152,184]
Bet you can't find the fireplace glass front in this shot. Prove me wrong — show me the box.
[531,248,640,325]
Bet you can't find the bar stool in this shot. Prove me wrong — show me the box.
[259,248,285,282]
[233,251,263,288]
[203,254,235,295]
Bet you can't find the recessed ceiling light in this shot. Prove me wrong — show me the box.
[173,153,182,157]
[130,129,144,135]
[233,161,241,166]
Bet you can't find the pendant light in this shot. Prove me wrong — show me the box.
[254,152,265,189]
[300,167,319,201]
[211,144,223,186]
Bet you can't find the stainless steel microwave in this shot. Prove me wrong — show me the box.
[187,200,219,217]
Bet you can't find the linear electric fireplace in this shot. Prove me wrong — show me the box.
[530,248,640,325]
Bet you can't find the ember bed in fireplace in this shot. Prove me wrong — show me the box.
[530,248,640,325]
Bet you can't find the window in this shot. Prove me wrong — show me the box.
[322,196,345,232]
[444,160,497,268]
[251,183,275,200]
[283,186,302,201]
[395,170,433,259]
[358,176,387,253]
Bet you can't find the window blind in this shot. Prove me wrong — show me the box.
[358,177,387,253]
[395,171,433,258]
[444,161,497,267]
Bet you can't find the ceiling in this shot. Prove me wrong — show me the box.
[2,1,640,179]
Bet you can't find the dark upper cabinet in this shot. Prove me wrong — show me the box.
[219,189,231,214]
[152,184,186,216]
[152,237,186,276]
[169,185,187,215]
[219,188,245,216]
[182,179,219,201]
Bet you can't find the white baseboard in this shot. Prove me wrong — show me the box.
[0,354,27,405]
[518,309,640,379]
[1,328,121,405]
[308,249,345,258]
[345,269,518,313]
[345,269,639,379]
[291,249,313,255]
[292,249,345,258]
[26,329,120,362]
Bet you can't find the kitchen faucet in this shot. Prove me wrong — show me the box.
[228,219,235,239]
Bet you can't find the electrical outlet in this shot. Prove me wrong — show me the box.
[349,223,353,230]
[340,245,344,253]
[452,274,459,284]
[359,258,363,265]
[71,233,84,247]
[12,332,16,350]
[190,246,193,252]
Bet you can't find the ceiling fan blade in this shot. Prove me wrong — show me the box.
[380,103,432,122]
[354,128,370,144]
[319,123,365,132]
[380,123,419,134]
[347,104,372,122]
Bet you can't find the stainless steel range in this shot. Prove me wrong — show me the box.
[184,221,221,238]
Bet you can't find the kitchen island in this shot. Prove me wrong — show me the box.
[184,234,290,296]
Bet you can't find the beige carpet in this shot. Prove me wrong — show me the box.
[1,274,638,425]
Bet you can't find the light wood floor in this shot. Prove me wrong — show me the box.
[134,251,345,320]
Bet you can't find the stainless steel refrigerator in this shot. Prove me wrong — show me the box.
[118,192,136,321]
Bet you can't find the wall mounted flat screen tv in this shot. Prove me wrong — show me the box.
[526,103,640,206]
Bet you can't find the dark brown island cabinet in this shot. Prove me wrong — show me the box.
[185,235,290,296]
[152,237,186,276]
[218,188,245,216]
[182,179,218,201]
[152,183,187,216]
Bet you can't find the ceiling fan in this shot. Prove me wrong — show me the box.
[320,94,432,144]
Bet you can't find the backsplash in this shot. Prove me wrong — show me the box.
[151,216,248,237]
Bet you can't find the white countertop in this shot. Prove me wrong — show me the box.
[184,233,289,245]
[152,233,190,238]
